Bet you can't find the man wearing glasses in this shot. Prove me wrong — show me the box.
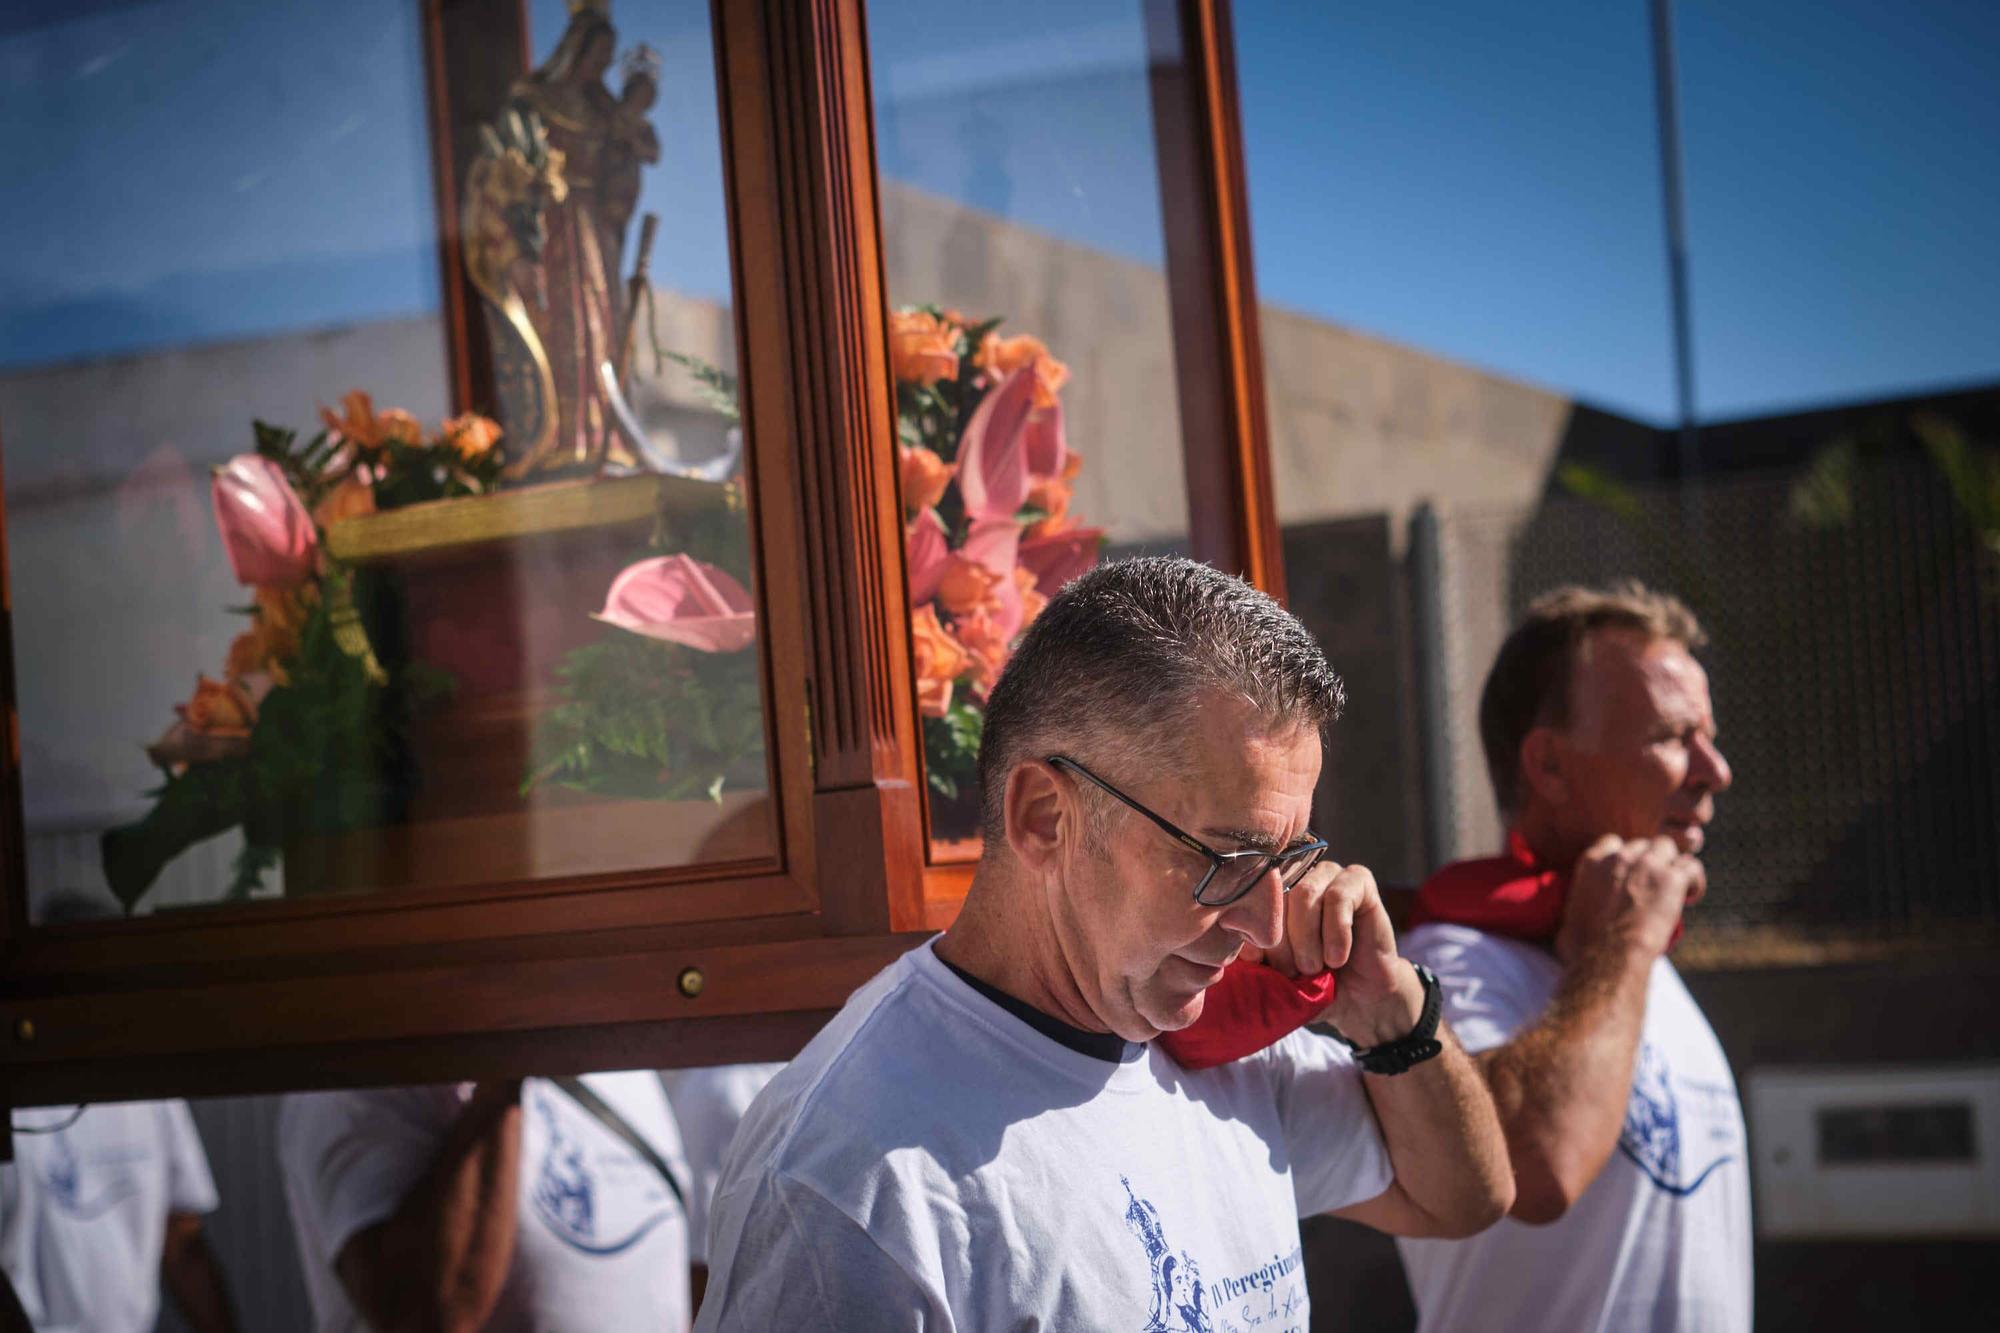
[695,558,1510,1330]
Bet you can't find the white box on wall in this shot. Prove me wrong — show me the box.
[1747,1064,2000,1238]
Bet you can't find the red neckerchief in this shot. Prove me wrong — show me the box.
[1155,963,1334,1072]
[1406,829,1564,939]
[1160,831,1679,1071]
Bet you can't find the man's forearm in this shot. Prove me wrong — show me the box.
[1359,1032,1514,1236]
[339,1081,525,1333]
[1479,945,1652,1220]
[160,1218,239,1333]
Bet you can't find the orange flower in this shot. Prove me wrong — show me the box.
[319,390,384,450]
[313,474,377,528]
[377,408,423,447]
[182,675,257,737]
[975,333,1070,409]
[443,413,503,461]
[255,583,315,643]
[935,555,1003,618]
[954,609,1014,699]
[899,445,955,512]
[1025,473,1071,523]
[1013,566,1048,630]
[910,603,972,717]
[223,625,291,683]
[888,309,960,386]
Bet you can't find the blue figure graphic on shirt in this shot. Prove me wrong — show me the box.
[530,1093,597,1244]
[42,1129,81,1211]
[1618,1042,1735,1196]
[1620,1043,1681,1185]
[526,1088,678,1256]
[1121,1177,1213,1333]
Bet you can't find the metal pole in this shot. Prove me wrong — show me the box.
[1410,503,1457,868]
[1651,0,1699,479]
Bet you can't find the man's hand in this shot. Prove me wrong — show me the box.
[1253,861,1425,1049]
[1554,834,1705,966]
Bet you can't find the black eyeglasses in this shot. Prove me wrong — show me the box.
[1047,755,1328,907]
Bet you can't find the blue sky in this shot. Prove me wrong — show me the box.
[3,0,1995,426]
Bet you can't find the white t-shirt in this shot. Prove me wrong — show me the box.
[278,1072,691,1332]
[658,1064,782,1265]
[0,1099,219,1333]
[696,940,1393,1332]
[1397,924,1752,1333]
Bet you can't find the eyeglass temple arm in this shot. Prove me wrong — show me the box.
[1046,756,1213,857]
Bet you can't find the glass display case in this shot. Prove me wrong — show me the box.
[0,0,1277,1106]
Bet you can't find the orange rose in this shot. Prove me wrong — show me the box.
[1025,473,1071,521]
[313,473,377,527]
[319,390,384,450]
[254,583,315,643]
[182,675,257,737]
[976,332,1068,409]
[934,555,1002,618]
[910,603,972,717]
[443,413,503,461]
[223,627,285,682]
[899,445,955,512]
[1013,566,1048,631]
[975,332,1044,376]
[954,610,1014,699]
[377,408,423,447]
[888,310,960,386]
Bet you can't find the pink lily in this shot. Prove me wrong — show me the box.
[1018,526,1105,596]
[954,366,1037,522]
[906,508,951,604]
[1023,397,1067,482]
[594,554,757,653]
[211,454,317,587]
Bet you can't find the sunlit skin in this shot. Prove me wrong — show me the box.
[1047,705,1315,1040]
[1517,629,1733,870]
[939,691,1422,1046]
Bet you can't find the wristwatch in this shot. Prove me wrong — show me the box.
[1314,962,1444,1075]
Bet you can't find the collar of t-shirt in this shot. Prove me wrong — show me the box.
[938,957,1140,1064]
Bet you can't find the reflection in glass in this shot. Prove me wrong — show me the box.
[2,0,769,922]
[868,0,1196,846]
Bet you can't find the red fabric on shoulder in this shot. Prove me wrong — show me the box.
[1408,829,1683,949]
[1406,830,1565,940]
[1156,963,1335,1071]
[1161,832,1685,1071]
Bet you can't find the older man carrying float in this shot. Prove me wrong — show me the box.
[694,557,1511,1330]
[1395,583,1749,1332]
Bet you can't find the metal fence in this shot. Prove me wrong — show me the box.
[1421,457,2000,938]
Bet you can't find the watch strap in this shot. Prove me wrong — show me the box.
[1316,962,1444,1076]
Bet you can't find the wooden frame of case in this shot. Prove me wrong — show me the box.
[0,0,1276,1108]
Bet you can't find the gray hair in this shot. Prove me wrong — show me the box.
[975,556,1345,842]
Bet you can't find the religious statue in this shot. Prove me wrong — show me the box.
[462,0,657,479]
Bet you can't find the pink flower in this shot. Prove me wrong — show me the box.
[1023,398,1067,481]
[594,554,757,653]
[906,508,951,604]
[954,366,1038,522]
[211,454,317,587]
[1019,526,1105,596]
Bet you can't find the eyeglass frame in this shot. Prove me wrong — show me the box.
[1045,754,1329,907]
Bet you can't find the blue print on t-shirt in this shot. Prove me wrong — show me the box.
[1617,1042,1735,1197]
[528,1092,675,1257]
[38,1128,144,1221]
[1122,1176,1214,1333]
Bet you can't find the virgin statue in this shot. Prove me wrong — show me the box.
[486,1,644,477]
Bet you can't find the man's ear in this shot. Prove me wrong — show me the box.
[1518,726,1570,808]
[1005,759,1069,873]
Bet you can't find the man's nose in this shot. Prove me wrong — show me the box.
[1692,733,1732,793]
[1219,863,1285,951]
